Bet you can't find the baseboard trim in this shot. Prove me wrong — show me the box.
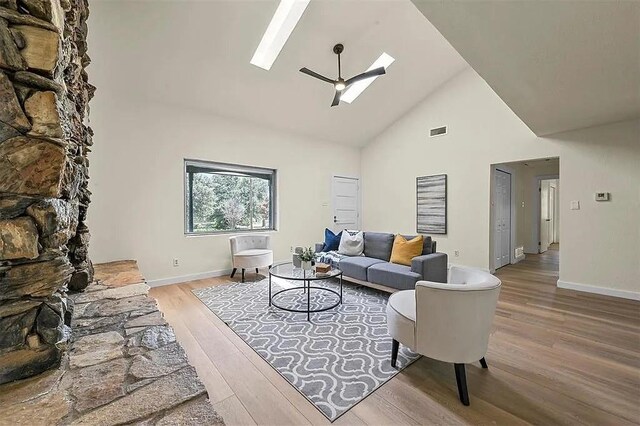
[557,280,640,301]
[147,268,233,287]
[146,259,290,288]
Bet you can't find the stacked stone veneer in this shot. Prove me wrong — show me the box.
[0,262,225,424]
[0,0,93,383]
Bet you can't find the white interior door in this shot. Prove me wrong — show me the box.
[549,185,556,244]
[553,180,560,243]
[540,180,551,253]
[494,170,511,269]
[332,176,360,231]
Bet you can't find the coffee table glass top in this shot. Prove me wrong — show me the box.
[269,262,341,280]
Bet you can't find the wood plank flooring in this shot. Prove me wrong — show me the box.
[150,246,640,425]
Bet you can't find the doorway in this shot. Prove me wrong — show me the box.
[331,176,360,231]
[538,178,560,253]
[490,157,560,275]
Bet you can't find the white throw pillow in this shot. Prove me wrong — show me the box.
[338,230,364,256]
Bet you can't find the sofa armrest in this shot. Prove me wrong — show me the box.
[314,243,325,253]
[411,252,448,283]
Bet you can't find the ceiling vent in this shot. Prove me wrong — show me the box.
[429,126,447,137]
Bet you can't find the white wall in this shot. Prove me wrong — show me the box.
[361,69,640,298]
[87,95,360,283]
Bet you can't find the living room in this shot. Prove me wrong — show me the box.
[0,0,638,424]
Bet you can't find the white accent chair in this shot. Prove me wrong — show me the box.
[386,265,501,405]
[229,235,273,282]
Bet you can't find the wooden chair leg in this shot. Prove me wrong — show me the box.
[480,357,488,369]
[391,339,399,368]
[230,268,237,278]
[454,363,470,406]
[241,269,245,282]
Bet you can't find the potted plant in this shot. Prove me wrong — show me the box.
[298,247,315,271]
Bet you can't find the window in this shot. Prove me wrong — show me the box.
[184,160,277,234]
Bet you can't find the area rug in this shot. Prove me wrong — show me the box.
[192,278,419,421]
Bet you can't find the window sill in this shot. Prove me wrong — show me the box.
[184,229,278,238]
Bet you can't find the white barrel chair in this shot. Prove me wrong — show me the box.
[229,235,273,282]
[386,265,501,405]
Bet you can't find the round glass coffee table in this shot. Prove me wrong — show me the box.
[268,262,343,321]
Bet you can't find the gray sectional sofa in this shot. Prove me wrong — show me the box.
[315,232,448,291]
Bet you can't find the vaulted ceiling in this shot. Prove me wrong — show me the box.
[411,0,640,136]
[89,0,468,146]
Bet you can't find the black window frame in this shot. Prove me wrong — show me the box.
[184,159,278,235]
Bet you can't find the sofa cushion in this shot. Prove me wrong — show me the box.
[390,235,424,266]
[338,230,364,256]
[403,235,434,255]
[367,262,421,290]
[363,232,395,261]
[322,228,342,251]
[338,256,385,281]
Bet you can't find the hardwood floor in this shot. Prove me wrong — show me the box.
[150,248,640,425]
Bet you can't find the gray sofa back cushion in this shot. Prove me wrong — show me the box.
[402,235,435,255]
[363,232,395,261]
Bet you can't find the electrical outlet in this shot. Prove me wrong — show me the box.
[454,250,460,257]
[173,258,179,267]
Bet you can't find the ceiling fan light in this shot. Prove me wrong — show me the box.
[335,81,346,91]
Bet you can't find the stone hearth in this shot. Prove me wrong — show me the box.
[1,0,94,382]
[0,260,224,425]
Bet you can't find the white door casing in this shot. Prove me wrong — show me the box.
[494,170,511,269]
[332,176,360,232]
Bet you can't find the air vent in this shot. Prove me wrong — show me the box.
[430,126,447,137]
[515,246,524,258]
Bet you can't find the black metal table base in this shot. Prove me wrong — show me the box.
[269,273,343,321]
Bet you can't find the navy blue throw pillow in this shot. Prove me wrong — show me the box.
[322,228,342,252]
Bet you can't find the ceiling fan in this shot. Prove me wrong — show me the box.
[300,43,386,107]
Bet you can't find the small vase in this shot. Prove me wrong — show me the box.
[301,260,313,271]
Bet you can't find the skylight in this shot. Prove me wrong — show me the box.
[250,0,310,71]
[340,52,395,103]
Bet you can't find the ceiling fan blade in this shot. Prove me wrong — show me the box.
[331,90,342,107]
[345,67,386,87]
[300,67,335,84]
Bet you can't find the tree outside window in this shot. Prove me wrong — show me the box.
[185,161,276,234]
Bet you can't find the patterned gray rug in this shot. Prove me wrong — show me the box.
[192,277,419,422]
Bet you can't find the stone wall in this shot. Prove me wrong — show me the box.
[0,0,93,384]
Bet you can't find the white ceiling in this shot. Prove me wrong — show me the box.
[411,0,640,136]
[88,0,468,146]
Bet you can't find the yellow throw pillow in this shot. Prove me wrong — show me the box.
[390,235,424,266]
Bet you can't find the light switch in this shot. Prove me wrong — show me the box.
[570,200,580,210]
